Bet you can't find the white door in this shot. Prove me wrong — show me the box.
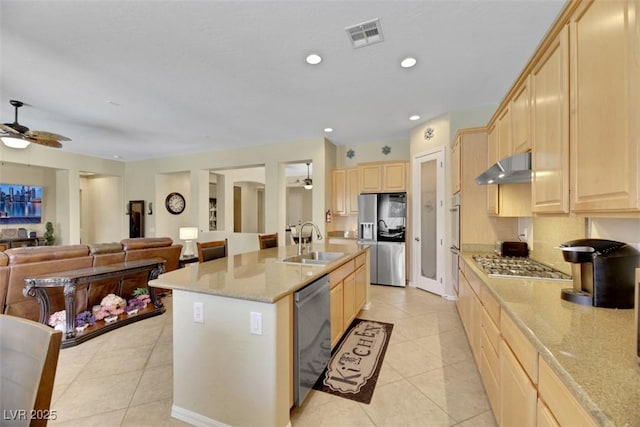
[411,148,445,296]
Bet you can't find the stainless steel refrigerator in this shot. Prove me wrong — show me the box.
[357,192,406,287]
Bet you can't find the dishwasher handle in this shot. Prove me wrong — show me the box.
[295,276,329,303]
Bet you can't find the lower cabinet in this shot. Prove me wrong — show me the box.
[330,283,344,348]
[329,255,367,349]
[343,272,356,329]
[458,258,599,427]
[500,339,537,426]
[537,398,561,427]
[537,356,598,427]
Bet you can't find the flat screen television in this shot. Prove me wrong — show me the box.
[0,183,43,224]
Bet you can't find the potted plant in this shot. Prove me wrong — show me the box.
[44,221,56,246]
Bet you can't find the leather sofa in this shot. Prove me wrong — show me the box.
[0,238,182,322]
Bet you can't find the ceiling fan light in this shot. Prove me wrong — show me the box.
[303,162,313,189]
[1,135,31,149]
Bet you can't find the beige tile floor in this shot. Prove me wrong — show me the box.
[48,285,496,427]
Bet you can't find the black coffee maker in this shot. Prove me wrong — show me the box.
[558,239,640,308]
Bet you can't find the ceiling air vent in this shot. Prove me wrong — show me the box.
[345,18,384,49]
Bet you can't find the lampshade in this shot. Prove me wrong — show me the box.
[179,227,198,240]
[1,135,31,149]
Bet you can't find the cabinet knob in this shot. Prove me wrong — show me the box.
[414,237,420,242]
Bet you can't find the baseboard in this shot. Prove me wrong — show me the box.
[171,404,230,427]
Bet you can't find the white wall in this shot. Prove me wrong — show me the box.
[80,175,123,244]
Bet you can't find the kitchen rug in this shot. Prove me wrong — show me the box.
[313,318,394,404]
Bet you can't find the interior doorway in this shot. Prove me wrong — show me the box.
[411,147,446,296]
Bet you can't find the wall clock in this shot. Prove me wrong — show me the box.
[165,192,185,215]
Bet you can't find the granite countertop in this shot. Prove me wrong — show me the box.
[150,242,368,304]
[461,253,639,427]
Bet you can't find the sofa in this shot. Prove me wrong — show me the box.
[0,237,182,322]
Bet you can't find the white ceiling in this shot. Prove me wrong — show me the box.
[0,0,565,162]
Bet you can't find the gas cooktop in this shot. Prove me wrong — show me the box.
[472,254,572,281]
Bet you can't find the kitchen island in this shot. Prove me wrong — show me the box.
[459,253,639,427]
[149,242,370,427]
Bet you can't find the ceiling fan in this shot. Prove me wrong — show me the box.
[0,100,71,149]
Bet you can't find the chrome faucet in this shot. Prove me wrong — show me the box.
[298,221,323,255]
[378,219,388,230]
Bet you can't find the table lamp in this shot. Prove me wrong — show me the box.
[179,227,198,257]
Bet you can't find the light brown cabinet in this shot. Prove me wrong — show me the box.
[500,339,537,427]
[458,258,602,427]
[355,254,367,309]
[511,77,532,154]
[329,282,344,348]
[332,168,359,216]
[538,356,598,427]
[531,26,570,214]
[484,124,532,218]
[329,255,367,349]
[497,106,513,160]
[342,272,356,328]
[452,136,461,195]
[569,0,640,212]
[359,162,407,193]
[456,128,517,245]
[486,125,499,216]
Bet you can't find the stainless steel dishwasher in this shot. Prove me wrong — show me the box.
[294,274,331,406]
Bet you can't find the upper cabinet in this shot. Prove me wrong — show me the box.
[452,136,461,195]
[569,0,640,213]
[359,162,408,193]
[332,167,359,216]
[497,106,512,160]
[511,77,532,154]
[531,26,570,214]
[484,0,639,216]
[486,125,500,216]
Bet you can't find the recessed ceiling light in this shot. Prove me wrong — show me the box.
[306,54,322,65]
[409,115,421,121]
[401,57,417,68]
[324,127,333,133]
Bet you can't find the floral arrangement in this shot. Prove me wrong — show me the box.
[125,297,146,314]
[48,310,66,328]
[94,305,124,321]
[100,293,125,308]
[75,311,96,327]
[135,293,151,306]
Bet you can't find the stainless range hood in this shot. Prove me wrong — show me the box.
[475,152,532,185]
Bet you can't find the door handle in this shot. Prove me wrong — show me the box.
[414,237,420,241]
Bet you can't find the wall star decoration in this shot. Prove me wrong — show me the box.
[346,149,355,159]
[382,145,391,155]
[424,127,434,140]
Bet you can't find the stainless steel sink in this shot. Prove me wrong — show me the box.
[279,251,345,265]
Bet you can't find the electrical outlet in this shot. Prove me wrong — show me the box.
[193,302,204,323]
[250,312,262,335]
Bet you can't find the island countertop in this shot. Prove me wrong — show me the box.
[149,242,369,304]
[461,253,639,427]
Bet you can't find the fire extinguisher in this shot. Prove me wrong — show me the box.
[325,209,332,223]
